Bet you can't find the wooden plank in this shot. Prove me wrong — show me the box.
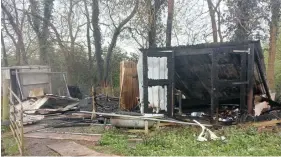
[28,88,44,97]
[119,61,139,110]
[158,122,180,126]
[47,141,108,156]
[252,119,281,127]
[23,125,46,134]
[25,132,101,142]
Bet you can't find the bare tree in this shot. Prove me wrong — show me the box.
[2,1,27,65]
[206,0,224,43]
[103,0,139,84]
[148,0,165,48]
[1,32,8,66]
[216,1,223,42]
[206,0,218,43]
[2,12,19,64]
[28,0,54,65]
[91,0,139,84]
[166,0,174,47]
[83,0,93,70]
[92,0,104,83]
[21,6,68,64]
[267,0,281,90]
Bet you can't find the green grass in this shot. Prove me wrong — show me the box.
[2,135,19,156]
[1,126,20,156]
[1,125,10,133]
[97,126,281,156]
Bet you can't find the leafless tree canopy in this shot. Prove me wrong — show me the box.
[1,0,280,92]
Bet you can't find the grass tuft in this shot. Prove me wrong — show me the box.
[97,126,281,156]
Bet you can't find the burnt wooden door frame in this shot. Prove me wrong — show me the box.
[141,50,174,117]
[210,43,255,121]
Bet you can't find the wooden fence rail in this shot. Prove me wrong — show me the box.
[8,88,24,156]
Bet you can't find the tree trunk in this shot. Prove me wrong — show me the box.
[148,0,164,48]
[217,7,223,42]
[2,12,20,65]
[83,0,92,71]
[234,0,249,41]
[2,4,26,65]
[40,0,54,64]
[25,8,67,66]
[29,0,54,65]
[207,0,218,43]
[92,0,104,84]
[1,33,8,66]
[166,0,174,47]
[267,0,281,91]
[148,0,156,48]
[18,36,27,64]
[103,0,139,84]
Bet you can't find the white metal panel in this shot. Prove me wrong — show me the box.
[16,65,51,99]
[137,54,168,113]
[21,74,50,85]
[1,69,10,80]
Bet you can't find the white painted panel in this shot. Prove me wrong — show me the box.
[17,66,51,99]
[21,74,50,85]
[1,69,10,79]
[137,54,168,113]
[137,54,144,113]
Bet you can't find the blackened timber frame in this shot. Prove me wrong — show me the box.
[141,50,174,116]
[211,50,219,121]
[140,41,270,119]
[247,44,255,115]
[211,46,251,118]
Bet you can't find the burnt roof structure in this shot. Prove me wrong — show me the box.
[140,40,271,119]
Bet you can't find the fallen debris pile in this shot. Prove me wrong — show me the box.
[82,94,119,113]
[13,94,79,125]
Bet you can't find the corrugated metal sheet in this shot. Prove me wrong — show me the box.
[138,54,168,113]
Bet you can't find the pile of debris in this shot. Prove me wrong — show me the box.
[13,94,79,125]
[82,94,119,113]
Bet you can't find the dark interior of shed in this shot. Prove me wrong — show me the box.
[140,40,280,124]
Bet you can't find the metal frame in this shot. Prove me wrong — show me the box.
[9,70,69,100]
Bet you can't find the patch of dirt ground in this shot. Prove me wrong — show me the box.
[24,137,102,156]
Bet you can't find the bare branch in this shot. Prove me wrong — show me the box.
[104,0,139,81]
[18,9,66,54]
[106,0,117,29]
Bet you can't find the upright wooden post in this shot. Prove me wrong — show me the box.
[247,45,255,115]
[20,102,24,156]
[178,90,182,114]
[144,120,149,134]
[2,79,10,121]
[91,86,96,120]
